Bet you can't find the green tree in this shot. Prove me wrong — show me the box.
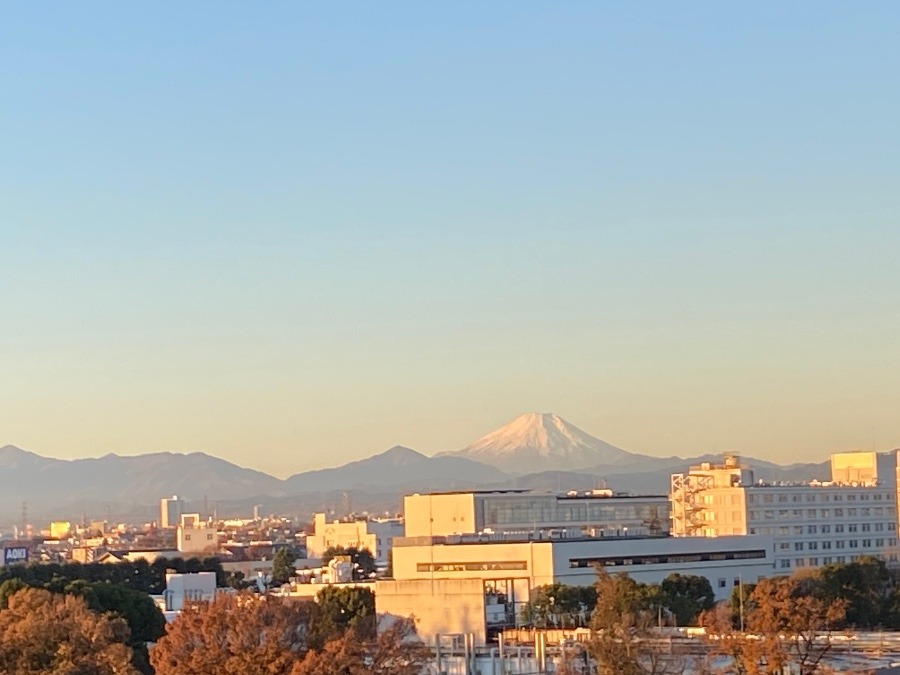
[658,573,715,627]
[816,556,894,629]
[309,586,376,649]
[525,583,597,628]
[321,546,376,579]
[273,548,296,586]
[0,578,28,609]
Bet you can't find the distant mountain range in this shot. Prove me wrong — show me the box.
[0,413,839,527]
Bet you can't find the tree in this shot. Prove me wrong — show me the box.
[292,618,431,675]
[524,583,597,628]
[702,572,847,675]
[816,556,894,629]
[0,587,139,675]
[308,586,376,650]
[321,546,377,579]
[658,573,716,627]
[150,592,312,675]
[0,578,28,609]
[273,548,297,586]
[587,570,683,675]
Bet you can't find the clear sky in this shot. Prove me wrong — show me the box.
[2,3,899,477]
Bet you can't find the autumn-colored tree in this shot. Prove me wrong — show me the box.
[0,587,139,675]
[587,569,684,675]
[150,592,312,675]
[292,617,430,675]
[702,572,847,674]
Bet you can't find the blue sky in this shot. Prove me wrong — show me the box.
[2,3,899,476]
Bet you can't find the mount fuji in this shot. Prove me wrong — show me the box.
[440,412,636,474]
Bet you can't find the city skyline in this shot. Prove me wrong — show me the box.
[2,3,900,477]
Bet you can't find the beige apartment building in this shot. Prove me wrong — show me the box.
[306,513,403,566]
[670,451,900,573]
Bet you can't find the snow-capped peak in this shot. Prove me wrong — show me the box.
[447,413,632,474]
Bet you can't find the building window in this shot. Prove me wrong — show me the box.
[836,541,846,549]
[807,509,817,518]
[794,542,804,551]
[835,524,844,533]
[718,578,726,588]
[822,541,832,550]
[835,508,844,517]
[779,559,791,569]
[807,525,817,534]
[779,543,790,550]
[821,525,831,534]
[862,523,871,532]
[849,540,859,549]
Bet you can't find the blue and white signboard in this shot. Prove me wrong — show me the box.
[3,547,29,565]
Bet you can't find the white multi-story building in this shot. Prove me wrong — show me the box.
[404,490,669,539]
[670,452,900,573]
[159,495,186,529]
[176,513,219,555]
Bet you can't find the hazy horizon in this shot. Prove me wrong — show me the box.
[3,3,899,477]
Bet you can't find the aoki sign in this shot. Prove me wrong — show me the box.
[3,547,28,565]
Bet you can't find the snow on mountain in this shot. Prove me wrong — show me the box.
[443,412,632,474]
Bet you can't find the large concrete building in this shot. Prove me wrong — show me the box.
[403,490,669,539]
[670,452,900,573]
[176,513,219,555]
[378,532,773,645]
[306,513,403,567]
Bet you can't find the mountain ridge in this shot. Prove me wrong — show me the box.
[0,414,852,526]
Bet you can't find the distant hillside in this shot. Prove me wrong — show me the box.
[283,445,508,493]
